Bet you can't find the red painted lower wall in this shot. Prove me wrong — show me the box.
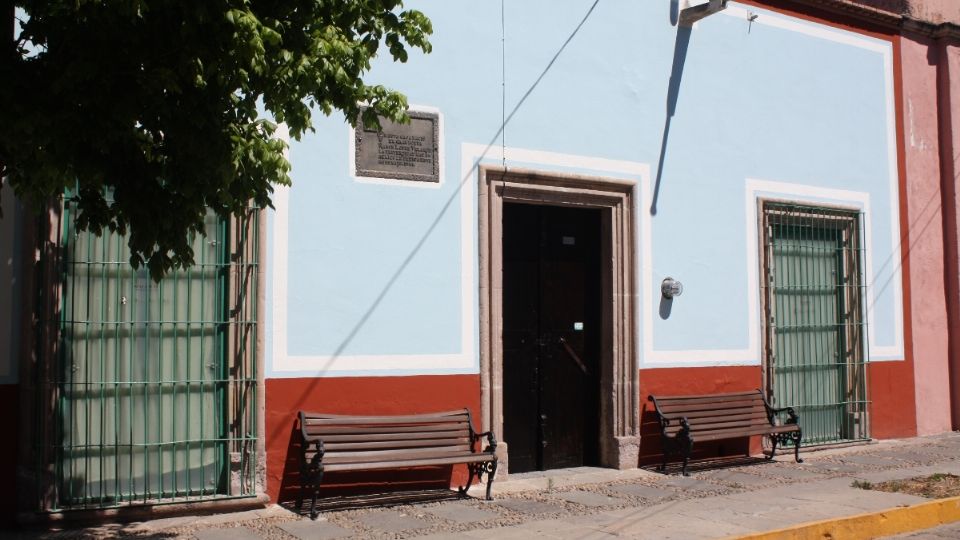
[264,375,481,504]
[868,359,918,439]
[639,365,763,398]
[0,384,18,525]
[264,362,918,503]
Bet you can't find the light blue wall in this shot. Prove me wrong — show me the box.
[266,1,902,377]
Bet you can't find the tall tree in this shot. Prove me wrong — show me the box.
[1,1,431,279]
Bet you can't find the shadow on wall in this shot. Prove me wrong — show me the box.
[651,22,693,215]
[659,295,674,319]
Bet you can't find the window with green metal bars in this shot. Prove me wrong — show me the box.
[36,194,261,512]
[761,202,869,446]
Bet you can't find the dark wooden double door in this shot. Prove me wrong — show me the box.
[503,203,601,473]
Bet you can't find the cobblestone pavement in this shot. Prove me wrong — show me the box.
[7,432,960,540]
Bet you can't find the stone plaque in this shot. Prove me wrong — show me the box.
[355,109,440,183]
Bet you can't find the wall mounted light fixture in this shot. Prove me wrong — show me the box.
[679,0,728,26]
[661,277,684,299]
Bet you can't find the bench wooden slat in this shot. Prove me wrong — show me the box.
[654,399,763,414]
[315,429,470,443]
[659,406,766,418]
[663,417,772,435]
[323,437,472,452]
[304,413,470,426]
[681,410,769,423]
[688,423,766,433]
[658,407,767,422]
[655,405,764,417]
[302,409,469,420]
[304,422,467,437]
[324,453,492,473]
[656,399,765,411]
[686,413,771,428]
[653,391,762,404]
[323,447,478,464]
[664,421,799,436]
[661,409,769,426]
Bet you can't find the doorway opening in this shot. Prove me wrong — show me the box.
[502,203,602,472]
[479,167,639,474]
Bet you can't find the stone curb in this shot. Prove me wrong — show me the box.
[726,495,960,540]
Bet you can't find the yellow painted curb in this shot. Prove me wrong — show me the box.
[727,495,960,540]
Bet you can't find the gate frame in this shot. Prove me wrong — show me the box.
[15,200,267,521]
[478,166,639,474]
[758,198,870,445]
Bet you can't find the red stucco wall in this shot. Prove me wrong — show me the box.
[639,366,763,398]
[869,359,919,438]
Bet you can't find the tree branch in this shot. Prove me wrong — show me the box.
[3,0,12,59]
[1,1,12,187]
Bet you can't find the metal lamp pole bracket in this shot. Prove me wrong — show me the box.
[679,0,729,27]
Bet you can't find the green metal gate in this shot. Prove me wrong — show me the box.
[41,193,260,511]
[761,202,869,446]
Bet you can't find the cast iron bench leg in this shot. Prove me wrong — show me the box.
[767,434,779,460]
[679,424,693,476]
[660,440,669,472]
[485,459,498,501]
[458,464,477,497]
[297,462,304,510]
[309,467,323,520]
[681,434,695,476]
[792,431,804,463]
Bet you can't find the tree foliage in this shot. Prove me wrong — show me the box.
[1,0,431,279]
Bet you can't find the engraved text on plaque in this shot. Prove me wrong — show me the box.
[355,109,440,183]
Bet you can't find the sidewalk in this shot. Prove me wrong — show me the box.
[11,432,960,539]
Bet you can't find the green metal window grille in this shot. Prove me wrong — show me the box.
[37,194,260,511]
[761,202,869,446]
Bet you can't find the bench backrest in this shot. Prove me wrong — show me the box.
[299,409,477,462]
[648,390,772,436]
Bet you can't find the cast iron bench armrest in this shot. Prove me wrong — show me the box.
[649,413,692,433]
[758,392,800,424]
[472,430,498,453]
[767,406,799,424]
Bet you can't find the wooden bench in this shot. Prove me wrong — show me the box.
[647,390,802,476]
[297,409,498,518]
